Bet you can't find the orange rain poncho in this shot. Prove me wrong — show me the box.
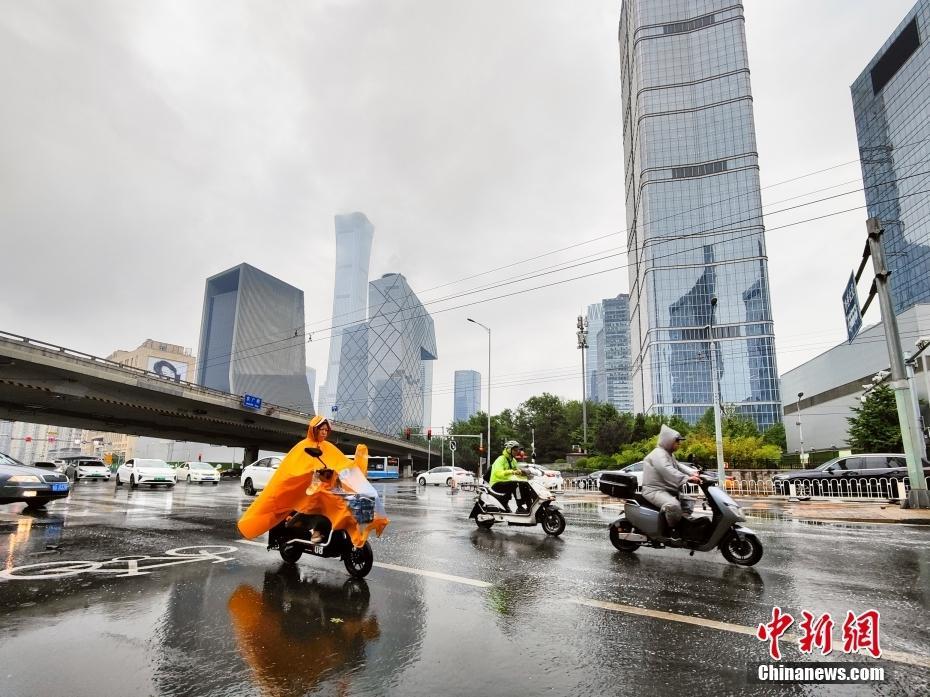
[237,415,389,548]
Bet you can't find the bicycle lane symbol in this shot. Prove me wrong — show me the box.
[0,545,237,581]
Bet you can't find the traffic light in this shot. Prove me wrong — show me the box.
[404,428,411,441]
[427,428,432,441]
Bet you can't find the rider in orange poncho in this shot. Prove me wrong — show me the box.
[237,416,389,549]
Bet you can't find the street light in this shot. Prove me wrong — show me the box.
[796,392,805,462]
[467,318,491,480]
[707,296,725,484]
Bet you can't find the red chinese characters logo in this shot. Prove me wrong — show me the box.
[756,608,881,660]
[756,606,794,660]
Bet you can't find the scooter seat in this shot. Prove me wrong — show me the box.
[633,494,659,510]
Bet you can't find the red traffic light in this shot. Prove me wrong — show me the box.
[404,428,411,440]
[427,428,432,441]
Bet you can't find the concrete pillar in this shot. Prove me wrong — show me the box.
[242,445,259,468]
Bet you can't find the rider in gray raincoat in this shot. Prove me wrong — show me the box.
[641,425,700,534]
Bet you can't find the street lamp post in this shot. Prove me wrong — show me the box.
[796,392,805,462]
[467,318,492,481]
[576,315,588,453]
[708,297,725,483]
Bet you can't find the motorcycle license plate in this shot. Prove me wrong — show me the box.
[314,545,324,555]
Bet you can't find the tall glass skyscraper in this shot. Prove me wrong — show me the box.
[619,0,780,428]
[318,213,374,417]
[603,294,634,413]
[196,263,313,412]
[453,370,481,422]
[585,303,605,403]
[852,0,930,316]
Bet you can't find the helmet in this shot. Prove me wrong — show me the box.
[503,440,521,450]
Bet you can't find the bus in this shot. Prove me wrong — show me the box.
[360,455,400,480]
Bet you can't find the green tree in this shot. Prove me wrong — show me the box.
[762,422,787,451]
[515,393,568,462]
[594,414,633,454]
[847,384,902,452]
[630,413,649,442]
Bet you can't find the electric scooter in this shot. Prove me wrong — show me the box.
[267,509,374,578]
[599,470,763,566]
[469,472,566,536]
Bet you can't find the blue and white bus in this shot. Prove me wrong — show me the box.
[366,455,400,480]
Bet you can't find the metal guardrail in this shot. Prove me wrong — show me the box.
[0,330,420,450]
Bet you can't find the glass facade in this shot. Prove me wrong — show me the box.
[585,303,605,402]
[603,294,635,413]
[318,212,374,416]
[196,263,313,412]
[453,370,481,422]
[852,0,930,316]
[619,0,780,428]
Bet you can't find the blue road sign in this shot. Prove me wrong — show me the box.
[331,405,339,413]
[242,394,263,410]
[842,272,862,344]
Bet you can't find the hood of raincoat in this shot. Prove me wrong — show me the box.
[657,424,684,451]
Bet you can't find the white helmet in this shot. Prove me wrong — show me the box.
[503,440,521,450]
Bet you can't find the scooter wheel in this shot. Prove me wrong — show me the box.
[719,532,763,567]
[343,541,374,578]
[279,543,303,564]
[475,518,495,529]
[540,509,565,536]
[609,520,641,552]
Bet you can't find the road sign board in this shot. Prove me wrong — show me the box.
[331,405,339,413]
[842,271,862,343]
[242,394,263,410]
[449,439,457,451]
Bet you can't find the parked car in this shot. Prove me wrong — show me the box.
[65,458,111,483]
[524,465,564,490]
[31,461,60,470]
[241,456,283,496]
[115,458,176,489]
[220,466,243,480]
[415,466,474,487]
[0,451,70,508]
[573,469,618,489]
[619,461,645,489]
[772,454,930,496]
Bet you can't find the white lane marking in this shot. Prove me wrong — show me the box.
[236,539,267,547]
[372,562,492,588]
[569,597,930,669]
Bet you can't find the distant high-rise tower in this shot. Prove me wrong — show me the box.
[619,0,780,428]
[585,303,605,403]
[365,273,437,436]
[454,370,482,422]
[319,213,374,418]
[603,294,634,413]
[196,263,313,412]
[852,0,930,315]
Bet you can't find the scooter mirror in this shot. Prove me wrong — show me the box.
[304,447,324,457]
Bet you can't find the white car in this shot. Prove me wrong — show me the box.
[67,459,111,483]
[619,461,645,490]
[416,466,474,487]
[115,458,176,489]
[241,456,283,496]
[525,465,564,490]
[178,462,221,485]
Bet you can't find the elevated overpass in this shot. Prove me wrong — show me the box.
[0,331,430,468]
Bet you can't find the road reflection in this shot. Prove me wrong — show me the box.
[227,565,380,696]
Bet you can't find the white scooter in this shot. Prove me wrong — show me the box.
[469,471,566,536]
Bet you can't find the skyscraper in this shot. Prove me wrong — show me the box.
[852,0,930,315]
[585,303,605,403]
[619,0,780,428]
[365,273,437,436]
[453,370,482,422]
[196,263,313,412]
[318,213,374,417]
[603,294,634,413]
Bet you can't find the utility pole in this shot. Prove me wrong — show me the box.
[866,218,929,508]
[796,392,805,463]
[577,315,588,453]
[708,297,725,483]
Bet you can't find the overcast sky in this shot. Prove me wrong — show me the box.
[0,0,919,428]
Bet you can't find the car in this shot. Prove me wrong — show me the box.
[771,453,930,496]
[115,458,177,489]
[31,461,60,470]
[416,466,474,487]
[219,466,243,480]
[525,465,564,490]
[65,457,111,483]
[573,469,616,489]
[240,456,283,496]
[177,461,221,484]
[0,451,70,509]
[619,461,645,489]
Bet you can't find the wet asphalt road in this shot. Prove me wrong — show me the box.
[1,480,928,697]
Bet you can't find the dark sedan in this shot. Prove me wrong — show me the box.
[772,453,930,497]
[0,451,71,509]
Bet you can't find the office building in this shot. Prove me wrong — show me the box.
[196,263,313,412]
[585,303,605,403]
[318,213,374,416]
[453,370,482,422]
[619,0,780,428]
[603,294,634,413]
[852,0,930,315]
